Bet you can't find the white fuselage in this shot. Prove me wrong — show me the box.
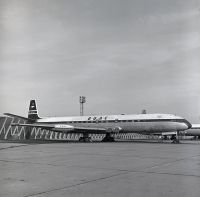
[36,113,191,134]
[181,124,200,136]
[181,129,200,136]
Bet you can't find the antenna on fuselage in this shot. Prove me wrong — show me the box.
[141,109,147,114]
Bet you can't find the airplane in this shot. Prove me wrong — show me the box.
[180,124,200,139]
[4,100,192,143]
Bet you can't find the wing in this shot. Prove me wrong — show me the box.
[72,126,107,134]
[11,123,107,134]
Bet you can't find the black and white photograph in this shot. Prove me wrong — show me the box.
[0,0,200,196]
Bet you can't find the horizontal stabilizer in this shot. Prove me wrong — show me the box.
[4,113,30,121]
[11,123,55,130]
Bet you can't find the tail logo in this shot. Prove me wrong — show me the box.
[30,105,35,109]
[28,100,40,120]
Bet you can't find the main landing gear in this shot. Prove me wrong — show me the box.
[102,133,115,142]
[163,135,168,140]
[79,133,92,142]
[170,133,180,144]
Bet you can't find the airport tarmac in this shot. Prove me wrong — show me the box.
[0,140,200,197]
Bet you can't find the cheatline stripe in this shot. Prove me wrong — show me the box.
[37,119,191,127]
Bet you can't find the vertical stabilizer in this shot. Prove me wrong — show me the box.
[28,100,40,120]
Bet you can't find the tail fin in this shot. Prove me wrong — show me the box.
[28,100,40,120]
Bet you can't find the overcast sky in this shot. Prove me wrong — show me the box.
[0,0,200,122]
